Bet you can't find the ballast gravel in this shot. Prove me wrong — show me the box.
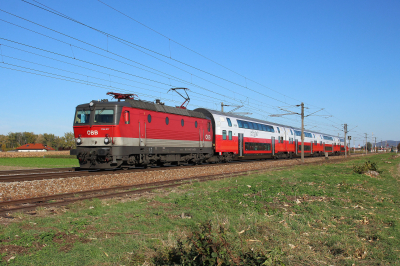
[0,155,359,202]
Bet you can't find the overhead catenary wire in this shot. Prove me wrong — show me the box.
[1,6,345,128]
[0,5,346,134]
[0,14,290,114]
[17,1,299,106]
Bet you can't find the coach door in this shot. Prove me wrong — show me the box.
[271,137,275,156]
[238,133,244,156]
[199,127,205,147]
[139,120,146,147]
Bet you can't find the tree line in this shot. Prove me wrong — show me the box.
[0,132,76,151]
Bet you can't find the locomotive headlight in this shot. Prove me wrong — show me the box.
[104,134,110,144]
[89,101,94,107]
[76,134,82,145]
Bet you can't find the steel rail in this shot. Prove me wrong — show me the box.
[0,167,78,176]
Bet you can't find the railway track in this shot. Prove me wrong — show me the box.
[0,167,78,176]
[0,160,274,183]
[0,154,367,183]
[0,169,268,215]
[0,154,367,215]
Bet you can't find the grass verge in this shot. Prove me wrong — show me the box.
[0,157,79,169]
[0,153,399,265]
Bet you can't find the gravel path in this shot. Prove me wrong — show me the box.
[0,155,361,202]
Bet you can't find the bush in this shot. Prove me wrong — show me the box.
[353,161,378,174]
[153,221,284,265]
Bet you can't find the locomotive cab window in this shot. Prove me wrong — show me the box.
[94,108,114,124]
[227,118,232,127]
[74,109,91,124]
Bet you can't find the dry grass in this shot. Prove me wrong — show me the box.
[0,151,70,158]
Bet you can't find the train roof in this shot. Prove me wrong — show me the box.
[76,99,207,119]
[195,108,340,139]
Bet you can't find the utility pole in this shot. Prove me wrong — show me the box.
[344,124,347,157]
[301,102,305,163]
[374,137,377,153]
[221,102,224,112]
[365,133,368,155]
[269,102,326,163]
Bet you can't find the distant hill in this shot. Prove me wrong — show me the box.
[376,140,400,147]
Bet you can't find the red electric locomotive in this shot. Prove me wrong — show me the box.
[70,92,214,169]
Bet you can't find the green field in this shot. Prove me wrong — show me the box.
[0,156,79,169]
[0,153,399,265]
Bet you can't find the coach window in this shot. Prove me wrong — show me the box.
[248,122,254,129]
[147,114,152,123]
[277,127,280,133]
[222,130,227,140]
[195,121,198,128]
[243,121,249,129]
[237,120,243,128]
[181,119,184,127]
[229,131,232,140]
[165,117,169,125]
[227,118,232,127]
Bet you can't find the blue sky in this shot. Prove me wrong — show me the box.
[0,0,399,147]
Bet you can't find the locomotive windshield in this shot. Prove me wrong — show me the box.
[74,109,90,124]
[94,108,114,124]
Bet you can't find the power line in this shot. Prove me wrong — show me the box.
[19,1,300,106]
[1,6,345,134]
[0,14,290,113]
[95,0,320,107]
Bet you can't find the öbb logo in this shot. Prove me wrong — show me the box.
[205,134,211,140]
[87,130,98,136]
